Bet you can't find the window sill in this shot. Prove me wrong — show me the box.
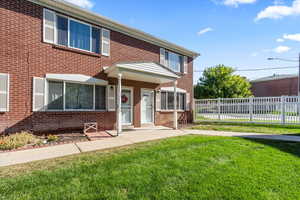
[52,44,101,58]
[159,110,186,113]
[36,110,108,113]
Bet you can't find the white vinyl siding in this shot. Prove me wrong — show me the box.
[0,73,9,112]
[107,85,116,111]
[101,28,110,56]
[43,8,109,55]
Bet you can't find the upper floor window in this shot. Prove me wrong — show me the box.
[167,51,183,72]
[43,9,110,56]
[160,48,188,74]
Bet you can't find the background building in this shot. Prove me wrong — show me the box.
[251,74,298,97]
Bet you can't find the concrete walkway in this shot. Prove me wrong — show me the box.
[0,129,187,167]
[2,129,300,167]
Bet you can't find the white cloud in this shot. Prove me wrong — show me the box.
[255,0,300,21]
[224,0,257,7]
[283,33,300,41]
[273,46,291,53]
[276,38,285,42]
[63,0,94,9]
[197,27,214,36]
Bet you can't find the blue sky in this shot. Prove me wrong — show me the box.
[65,0,300,83]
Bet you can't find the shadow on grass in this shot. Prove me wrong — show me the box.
[238,136,300,158]
[197,121,300,129]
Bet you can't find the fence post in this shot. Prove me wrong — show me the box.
[249,97,253,122]
[281,96,286,124]
[217,98,221,120]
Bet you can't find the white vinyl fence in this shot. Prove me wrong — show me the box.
[194,96,300,124]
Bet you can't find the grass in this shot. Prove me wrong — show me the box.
[192,121,300,135]
[1,135,300,199]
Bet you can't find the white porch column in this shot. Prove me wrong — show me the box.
[117,73,122,135]
[173,80,178,129]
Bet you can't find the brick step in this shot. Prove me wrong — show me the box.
[85,131,112,141]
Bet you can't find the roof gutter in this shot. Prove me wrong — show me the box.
[27,0,200,58]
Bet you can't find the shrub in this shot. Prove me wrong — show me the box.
[0,132,40,150]
[47,135,59,142]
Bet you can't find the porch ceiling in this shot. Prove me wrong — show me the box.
[104,62,179,84]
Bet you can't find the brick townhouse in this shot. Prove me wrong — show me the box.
[0,0,199,134]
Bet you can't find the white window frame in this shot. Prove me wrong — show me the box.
[44,9,105,55]
[45,79,107,112]
[164,49,184,73]
[68,18,92,52]
[0,73,9,112]
[160,90,186,112]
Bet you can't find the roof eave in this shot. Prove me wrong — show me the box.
[27,0,200,58]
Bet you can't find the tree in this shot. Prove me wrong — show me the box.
[194,65,252,99]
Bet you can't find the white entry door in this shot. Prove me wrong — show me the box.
[121,88,133,125]
[141,89,154,124]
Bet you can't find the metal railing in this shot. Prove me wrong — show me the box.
[194,96,300,124]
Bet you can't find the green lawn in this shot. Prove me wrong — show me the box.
[192,121,300,135]
[1,135,300,199]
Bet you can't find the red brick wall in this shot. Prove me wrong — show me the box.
[0,0,194,133]
[251,77,298,97]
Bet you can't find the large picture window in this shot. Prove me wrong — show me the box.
[47,81,106,111]
[65,83,93,110]
[161,91,186,111]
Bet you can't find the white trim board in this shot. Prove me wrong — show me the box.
[46,74,108,85]
[160,87,187,93]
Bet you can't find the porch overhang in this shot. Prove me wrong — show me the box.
[104,62,180,84]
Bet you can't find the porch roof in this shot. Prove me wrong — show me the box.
[46,74,108,85]
[104,62,180,84]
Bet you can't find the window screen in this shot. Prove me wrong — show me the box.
[48,81,63,110]
[65,83,93,110]
[167,92,174,110]
[57,16,68,46]
[95,85,106,110]
[69,20,91,51]
[92,27,101,54]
